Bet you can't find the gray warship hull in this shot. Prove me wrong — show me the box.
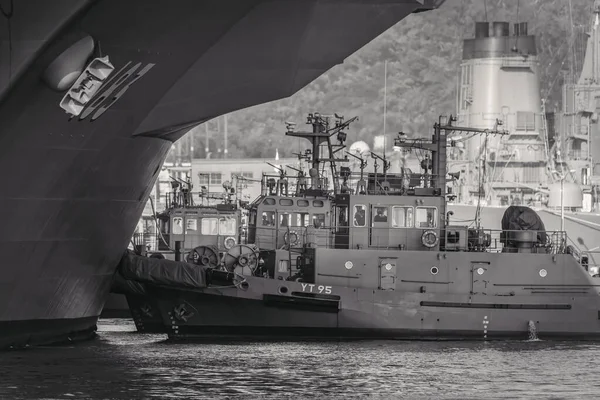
[0,0,441,348]
[146,250,600,340]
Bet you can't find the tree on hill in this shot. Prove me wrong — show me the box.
[171,0,594,162]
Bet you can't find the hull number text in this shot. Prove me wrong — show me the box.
[300,283,332,294]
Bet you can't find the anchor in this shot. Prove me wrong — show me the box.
[172,303,194,322]
[140,303,153,318]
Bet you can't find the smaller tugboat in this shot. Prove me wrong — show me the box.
[112,177,243,333]
[117,113,600,340]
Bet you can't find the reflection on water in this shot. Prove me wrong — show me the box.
[1,319,600,399]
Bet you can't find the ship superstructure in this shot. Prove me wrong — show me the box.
[552,0,600,212]
[453,21,549,207]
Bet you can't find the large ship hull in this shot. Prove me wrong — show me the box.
[0,0,441,349]
[143,251,600,340]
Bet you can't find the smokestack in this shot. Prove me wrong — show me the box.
[475,22,489,38]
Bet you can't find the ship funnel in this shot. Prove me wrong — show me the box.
[475,22,489,38]
[492,21,509,37]
[458,18,544,206]
[514,22,528,36]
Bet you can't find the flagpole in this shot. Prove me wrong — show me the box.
[383,60,388,158]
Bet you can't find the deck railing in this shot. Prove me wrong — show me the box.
[250,225,568,254]
[259,171,447,197]
[573,249,600,277]
[131,227,569,256]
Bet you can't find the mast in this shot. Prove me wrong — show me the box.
[394,115,508,226]
[383,60,388,160]
[285,113,356,194]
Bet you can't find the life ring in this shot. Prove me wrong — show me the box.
[421,230,439,248]
[224,236,237,249]
[284,230,299,245]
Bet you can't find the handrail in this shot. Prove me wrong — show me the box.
[258,170,447,197]
[249,225,567,253]
[133,224,568,255]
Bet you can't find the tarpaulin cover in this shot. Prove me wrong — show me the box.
[111,270,147,295]
[501,206,547,244]
[117,251,208,289]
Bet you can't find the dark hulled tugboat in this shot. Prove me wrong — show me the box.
[112,177,244,333]
[117,113,600,340]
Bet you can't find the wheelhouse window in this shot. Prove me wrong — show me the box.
[219,217,237,235]
[160,218,170,234]
[201,218,219,235]
[373,206,388,223]
[261,211,275,226]
[336,206,348,227]
[416,207,437,228]
[293,212,310,227]
[353,205,366,227]
[392,206,413,228]
[312,213,326,228]
[172,217,183,234]
[186,218,197,232]
[297,199,309,207]
[279,213,291,227]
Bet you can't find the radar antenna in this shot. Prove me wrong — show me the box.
[370,151,391,193]
[345,150,368,194]
[284,112,356,194]
[169,175,194,207]
[266,162,288,196]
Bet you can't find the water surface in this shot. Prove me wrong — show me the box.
[1,319,599,399]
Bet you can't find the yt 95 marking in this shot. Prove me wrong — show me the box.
[300,283,332,294]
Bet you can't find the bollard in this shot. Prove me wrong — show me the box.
[175,241,182,262]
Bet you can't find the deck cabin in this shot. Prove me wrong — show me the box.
[248,173,331,250]
[333,188,444,251]
[132,178,243,260]
[158,203,241,253]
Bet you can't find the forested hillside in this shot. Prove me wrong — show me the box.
[173,0,596,162]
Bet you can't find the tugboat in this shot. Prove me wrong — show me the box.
[118,113,600,340]
[113,177,244,333]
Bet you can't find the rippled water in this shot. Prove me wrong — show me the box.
[2,319,600,399]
